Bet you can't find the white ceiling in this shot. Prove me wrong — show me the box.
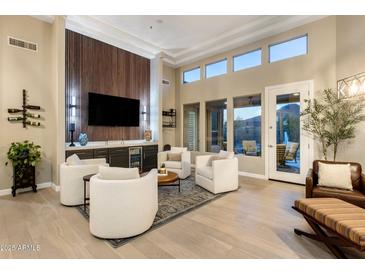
[65,15,327,67]
[92,15,262,54]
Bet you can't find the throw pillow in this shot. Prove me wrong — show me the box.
[170,147,188,153]
[167,153,182,161]
[318,162,353,191]
[98,166,140,180]
[66,154,81,166]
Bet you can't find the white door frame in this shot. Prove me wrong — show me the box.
[264,80,314,184]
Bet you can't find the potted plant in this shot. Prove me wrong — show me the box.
[301,88,365,161]
[159,163,167,174]
[5,140,41,197]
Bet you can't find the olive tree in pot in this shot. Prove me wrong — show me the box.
[301,88,365,161]
[5,141,42,197]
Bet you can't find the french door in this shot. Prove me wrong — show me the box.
[183,103,200,151]
[265,81,313,184]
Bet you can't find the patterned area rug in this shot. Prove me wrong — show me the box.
[77,175,226,248]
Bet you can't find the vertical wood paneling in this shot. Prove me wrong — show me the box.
[65,30,150,141]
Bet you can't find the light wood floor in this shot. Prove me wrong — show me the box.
[1,176,364,259]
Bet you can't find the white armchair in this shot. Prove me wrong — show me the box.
[195,153,238,194]
[89,169,158,239]
[158,147,191,179]
[60,158,108,206]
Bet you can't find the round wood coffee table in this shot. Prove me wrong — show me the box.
[158,171,181,192]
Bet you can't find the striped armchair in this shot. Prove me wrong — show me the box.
[276,144,286,165]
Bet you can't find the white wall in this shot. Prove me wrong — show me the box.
[175,16,337,175]
[334,16,365,165]
[150,55,164,150]
[162,64,177,147]
[0,16,65,190]
[169,15,365,174]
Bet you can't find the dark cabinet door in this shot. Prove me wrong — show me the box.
[109,147,129,168]
[143,145,158,172]
[94,148,108,162]
[65,149,94,160]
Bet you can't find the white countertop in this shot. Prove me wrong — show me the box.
[65,140,158,151]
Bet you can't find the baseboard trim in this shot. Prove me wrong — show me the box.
[52,183,60,192]
[0,182,55,197]
[238,171,268,180]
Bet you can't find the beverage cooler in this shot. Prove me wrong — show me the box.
[129,147,142,172]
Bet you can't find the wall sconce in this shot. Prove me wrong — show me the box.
[141,105,148,121]
[70,95,77,123]
[337,72,365,98]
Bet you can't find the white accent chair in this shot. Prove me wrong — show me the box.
[89,169,158,239]
[195,151,238,194]
[158,147,191,179]
[60,158,108,206]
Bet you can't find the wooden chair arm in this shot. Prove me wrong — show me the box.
[306,169,314,198]
[361,173,365,194]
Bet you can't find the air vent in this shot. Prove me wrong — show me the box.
[8,36,38,52]
[162,79,170,86]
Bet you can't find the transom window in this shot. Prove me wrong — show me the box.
[233,49,262,72]
[205,59,227,79]
[183,67,200,84]
[269,35,308,63]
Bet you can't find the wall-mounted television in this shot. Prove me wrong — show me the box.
[88,92,140,127]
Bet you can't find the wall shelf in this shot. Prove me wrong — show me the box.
[7,89,42,128]
[162,109,176,128]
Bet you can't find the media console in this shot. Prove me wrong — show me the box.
[65,141,158,173]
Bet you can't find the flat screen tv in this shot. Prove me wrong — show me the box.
[88,92,140,127]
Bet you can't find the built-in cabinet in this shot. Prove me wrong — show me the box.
[142,145,158,172]
[94,148,108,159]
[65,149,94,160]
[65,145,158,172]
[109,147,129,168]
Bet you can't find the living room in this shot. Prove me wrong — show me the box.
[1,0,365,272]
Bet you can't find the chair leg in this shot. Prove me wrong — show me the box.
[294,228,321,241]
[295,216,347,259]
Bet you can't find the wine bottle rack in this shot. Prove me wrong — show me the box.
[7,89,42,128]
[162,109,176,128]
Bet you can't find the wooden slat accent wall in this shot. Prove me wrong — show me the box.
[65,30,150,141]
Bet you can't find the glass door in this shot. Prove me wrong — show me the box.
[183,103,200,151]
[206,99,227,152]
[267,81,312,184]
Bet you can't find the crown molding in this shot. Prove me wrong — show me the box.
[31,15,56,24]
[65,15,327,68]
[169,16,277,59]
[173,15,327,66]
[65,15,160,60]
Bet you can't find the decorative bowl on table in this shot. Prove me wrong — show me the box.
[158,167,167,175]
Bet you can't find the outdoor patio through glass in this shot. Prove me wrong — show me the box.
[276,93,300,174]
